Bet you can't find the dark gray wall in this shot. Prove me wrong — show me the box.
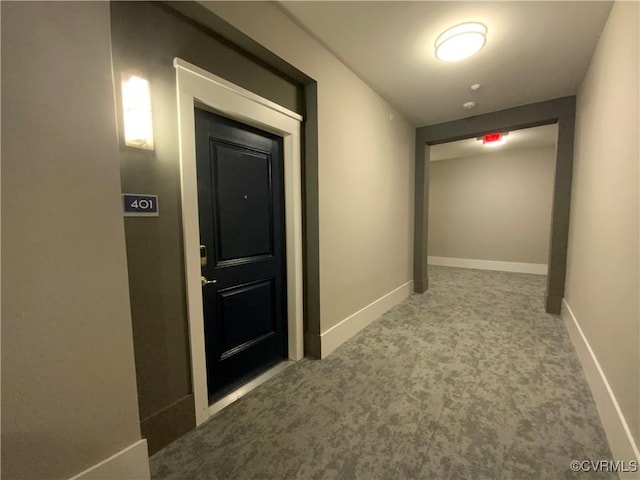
[414,96,576,314]
[110,1,305,454]
[302,82,322,355]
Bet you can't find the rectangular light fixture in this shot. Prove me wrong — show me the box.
[121,74,154,150]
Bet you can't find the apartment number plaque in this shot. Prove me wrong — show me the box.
[123,194,159,217]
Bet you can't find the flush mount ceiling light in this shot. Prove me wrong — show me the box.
[435,22,487,62]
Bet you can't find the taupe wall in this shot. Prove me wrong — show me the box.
[202,1,416,338]
[110,1,304,453]
[565,1,639,446]
[1,2,143,478]
[428,146,555,264]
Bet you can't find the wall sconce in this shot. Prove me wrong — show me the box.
[121,74,154,150]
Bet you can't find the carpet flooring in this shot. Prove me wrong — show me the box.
[150,266,614,479]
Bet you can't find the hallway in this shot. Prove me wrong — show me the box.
[150,267,613,480]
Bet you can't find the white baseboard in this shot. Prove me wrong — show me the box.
[562,300,640,477]
[69,439,150,480]
[320,280,413,358]
[427,256,548,275]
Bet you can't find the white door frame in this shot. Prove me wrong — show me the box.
[174,58,304,426]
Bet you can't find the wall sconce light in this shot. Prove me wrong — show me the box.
[121,74,154,150]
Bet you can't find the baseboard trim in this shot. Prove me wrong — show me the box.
[141,393,195,455]
[561,299,640,475]
[320,280,413,358]
[545,294,562,314]
[69,439,150,480]
[427,256,548,275]
[304,332,322,359]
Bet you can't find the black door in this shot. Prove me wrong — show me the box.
[195,108,287,401]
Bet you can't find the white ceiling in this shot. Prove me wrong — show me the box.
[430,123,557,161]
[278,1,612,126]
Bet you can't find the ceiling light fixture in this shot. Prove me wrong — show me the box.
[435,22,487,62]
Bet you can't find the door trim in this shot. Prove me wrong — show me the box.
[174,58,304,426]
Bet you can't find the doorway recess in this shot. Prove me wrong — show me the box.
[174,58,304,425]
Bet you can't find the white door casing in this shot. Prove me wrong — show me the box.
[174,58,304,425]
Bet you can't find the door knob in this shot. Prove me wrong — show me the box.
[201,276,217,287]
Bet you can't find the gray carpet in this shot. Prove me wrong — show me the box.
[151,266,614,479]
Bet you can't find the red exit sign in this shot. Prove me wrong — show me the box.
[483,132,502,144]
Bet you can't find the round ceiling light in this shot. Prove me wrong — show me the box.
[435,22,487,62]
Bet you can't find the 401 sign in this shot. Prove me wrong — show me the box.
[123,194,159,217]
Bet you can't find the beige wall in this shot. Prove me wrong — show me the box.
[565,0,639,446]
[1,2,144,478]
[428,146,556,264]
[202,2,415,332]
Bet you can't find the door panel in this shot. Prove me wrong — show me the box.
[212,142,274,262]
[218,279,275,355]
[195,108,287,401]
